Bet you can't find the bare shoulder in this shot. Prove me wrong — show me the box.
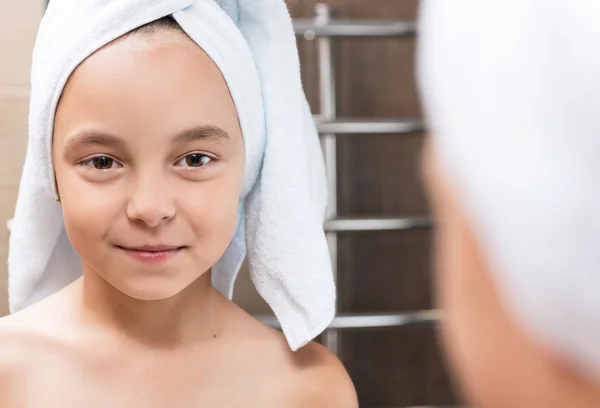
[0,309,48,363]
[0,312,33,361]
[0,300,79,403]
[235,315,357,407]
[0,313,37,401]
[212,302,357,406]
[287,341,358,408]
[0,298,71,372]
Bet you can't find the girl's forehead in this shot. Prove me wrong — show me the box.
[53,31,242,147]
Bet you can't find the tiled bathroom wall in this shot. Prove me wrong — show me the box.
[0,0,45,315]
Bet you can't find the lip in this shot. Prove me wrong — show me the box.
[121,244,182,252]
[116,245,185,264]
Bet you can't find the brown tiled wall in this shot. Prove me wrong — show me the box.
[0,0,45,316]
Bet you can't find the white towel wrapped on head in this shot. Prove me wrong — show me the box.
[9,0,335,351]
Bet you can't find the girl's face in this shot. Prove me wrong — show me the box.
[52,29,245,301]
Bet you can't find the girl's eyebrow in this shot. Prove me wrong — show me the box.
[173,125,231,145]
[63,131,125,152]
[63,125,232,153]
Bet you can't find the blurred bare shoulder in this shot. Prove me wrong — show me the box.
[289,341,358,408]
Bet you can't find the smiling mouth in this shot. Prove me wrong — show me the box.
[115,245,186,263]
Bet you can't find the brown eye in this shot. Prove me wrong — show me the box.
[83,156,119,170]
[179,153,212,167]
[92,156,115,170]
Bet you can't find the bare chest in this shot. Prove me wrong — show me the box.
[14,347,293,408]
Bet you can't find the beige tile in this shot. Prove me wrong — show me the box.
[0,35,36,87]
[0,186,19,317]
[0,244,7,317]
[0,0,44,86]
[0,0,44,27]
[0,92,30,316]
[0,85,30,98]
[0,96,29,189]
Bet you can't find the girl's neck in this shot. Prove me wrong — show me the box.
[75,269,220,348]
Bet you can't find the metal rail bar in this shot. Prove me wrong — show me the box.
[315,3,341,355]
[257,310,440,330]
[315,118,425,134]
[325,216,433,232]
[294,19,417,38]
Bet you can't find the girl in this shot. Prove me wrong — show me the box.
[2,1,357,406]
